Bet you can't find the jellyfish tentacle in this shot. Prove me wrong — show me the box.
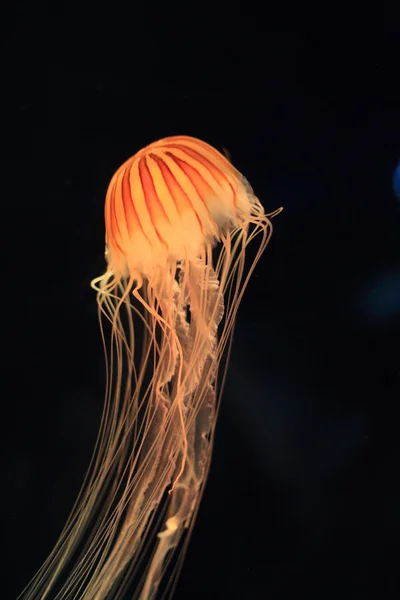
[138,256,223,599]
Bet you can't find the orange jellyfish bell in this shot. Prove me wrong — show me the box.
[104,135,260,279]
[19,135,281,600]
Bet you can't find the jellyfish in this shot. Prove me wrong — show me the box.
[20,136,281,600]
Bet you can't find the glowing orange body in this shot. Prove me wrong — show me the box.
[105,136,255,277]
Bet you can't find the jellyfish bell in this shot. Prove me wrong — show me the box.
[20,136,281,600]
[103,135,262,280]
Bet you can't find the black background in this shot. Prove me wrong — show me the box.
[2,7,400,600]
